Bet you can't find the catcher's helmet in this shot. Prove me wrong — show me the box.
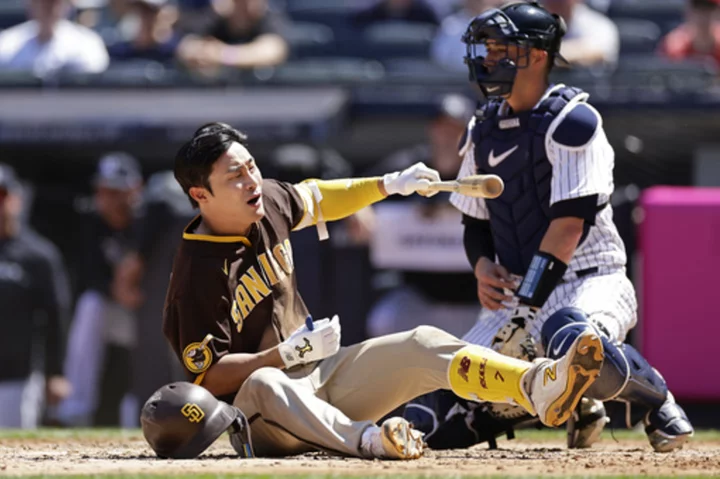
[141,382,254,459]
[463,1,567,98]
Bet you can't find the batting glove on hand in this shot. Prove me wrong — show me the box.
[383,162,441,197]
[278,315,341,369]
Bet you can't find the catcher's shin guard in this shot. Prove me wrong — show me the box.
[542,307,694,452]
[402,390,539,450]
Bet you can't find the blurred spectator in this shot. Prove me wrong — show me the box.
[107,0,181,62]
[0,164,72,429]
[74,0,134,41]
[362,94,480,339]
[114,171,195,409]
[658,0,720,65]
[542,0,619,68]
[352,0,440,29]
[0,0,109,78]
[56,152,143,428]
[424,0,463,18]
[431,0,503,72]
[177,0,289,72]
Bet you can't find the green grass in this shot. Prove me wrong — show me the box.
[514,427,720,441]
[8,475,718,479]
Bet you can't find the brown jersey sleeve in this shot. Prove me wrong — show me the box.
[263,179,307,230]
[163,259,233,384]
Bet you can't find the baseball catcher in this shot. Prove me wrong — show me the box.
[402,1,693,454]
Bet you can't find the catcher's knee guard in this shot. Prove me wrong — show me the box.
[541,307,667,407]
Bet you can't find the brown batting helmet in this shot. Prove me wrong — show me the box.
[141,382,254,459]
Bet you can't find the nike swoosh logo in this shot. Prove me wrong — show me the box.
[552,334,571,357]
[486,86,500,92]
[488,145,518,167]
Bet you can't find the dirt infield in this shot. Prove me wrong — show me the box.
[1,432,719,477]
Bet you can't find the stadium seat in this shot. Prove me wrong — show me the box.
[381,58,465,84]
[285,21,336,58]
[608,0,684,24]
[359,22,436,59]
[261,57,385,85]
[613,56,718,97]
[614,17,662,54]
[284,0,357,28]
[0,0,25,29]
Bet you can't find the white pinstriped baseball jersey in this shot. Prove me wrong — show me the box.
[450,84,627,281]
[451,84,636,349]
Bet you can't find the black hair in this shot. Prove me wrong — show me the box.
[174,122,248,208]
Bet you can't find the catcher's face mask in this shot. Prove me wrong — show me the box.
[463,9,532,99]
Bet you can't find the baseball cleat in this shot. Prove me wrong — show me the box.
[362,417,425,460]
[526,331,604,428]
[567,397,609,448]
[645,392,694,453]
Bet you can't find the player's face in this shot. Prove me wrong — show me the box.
[204,142,265,228]
[29,0,67,25]
[0,189,22,235]
[512,47,549,93]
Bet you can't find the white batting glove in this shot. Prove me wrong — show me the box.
[278,315,341,369]
[383,162,441,197]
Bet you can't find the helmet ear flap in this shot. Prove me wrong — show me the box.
[553,14,567,38]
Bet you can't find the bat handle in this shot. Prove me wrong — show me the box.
[425,182,458,193]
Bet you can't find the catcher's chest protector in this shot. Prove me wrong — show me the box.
[472,86,584,276]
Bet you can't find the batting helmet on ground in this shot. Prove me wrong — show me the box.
[141,382,254,459]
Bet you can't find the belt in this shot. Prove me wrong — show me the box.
[559,266,599,284]
[575,267,599,278]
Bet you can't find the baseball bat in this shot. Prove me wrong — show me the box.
[424,174,504,199]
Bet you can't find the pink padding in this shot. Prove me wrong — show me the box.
[639,186,720,401]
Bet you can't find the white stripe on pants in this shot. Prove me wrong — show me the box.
[0,372,45,428]
[462,270,637,348]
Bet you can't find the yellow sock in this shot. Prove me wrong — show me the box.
[448,345,536,415]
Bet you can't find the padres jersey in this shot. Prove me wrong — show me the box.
[163,180,309,401]
[450,84,627,280]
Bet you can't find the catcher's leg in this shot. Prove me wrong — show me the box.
[402,390,540,450]
[542,307,694,452]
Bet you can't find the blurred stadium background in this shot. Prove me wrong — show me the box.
[0,0,718,432]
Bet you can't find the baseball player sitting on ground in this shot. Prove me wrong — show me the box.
[402,1,693,453]
[158,121,605,459]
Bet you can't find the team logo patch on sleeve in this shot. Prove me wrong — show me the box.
[183,338,213,374]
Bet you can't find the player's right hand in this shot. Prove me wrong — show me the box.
[278,315,341,369]
[474,257,516,310]
[383,162,441,197]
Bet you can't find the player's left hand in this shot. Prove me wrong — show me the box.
[46,375,72,406]
[383,162,441,197]
[278,315,341,369]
